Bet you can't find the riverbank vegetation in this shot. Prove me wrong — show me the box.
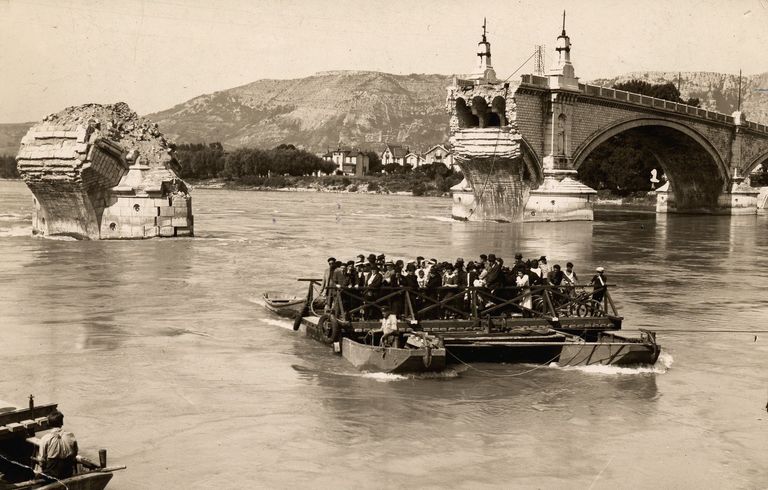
[0,155,19,179]
[176,143,462,196]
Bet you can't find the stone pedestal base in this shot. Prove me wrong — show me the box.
[656,181,759,215]
[524,176,597,222]
[450,176,597,222]
[757,187,768,215]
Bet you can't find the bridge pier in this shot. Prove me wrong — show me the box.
[655,180,759,215]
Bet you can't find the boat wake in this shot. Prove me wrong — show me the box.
[260,317,296,331]
[425,215,455,222]
[358,365,468,382]
[553,351,674,375]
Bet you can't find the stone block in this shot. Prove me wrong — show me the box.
[144,225,159,238]
[159,206,174,217]
[153,198,170,207]
[159,226,175,237]
[156,216,172,227]
[175,227,193,237]
[171,217,188,227]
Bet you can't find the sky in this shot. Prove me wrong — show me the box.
[1,0,767,123]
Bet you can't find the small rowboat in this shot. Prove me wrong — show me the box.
[262,291,307,318]
[0,400,125,490]
[341,337,447,374]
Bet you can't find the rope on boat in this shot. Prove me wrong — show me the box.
[652,329,768,334]
[0,452,70,490]
[446,350,563,378]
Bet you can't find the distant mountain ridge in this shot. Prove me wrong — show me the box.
[2,70,767,156]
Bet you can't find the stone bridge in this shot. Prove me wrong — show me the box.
[449,17,768,221]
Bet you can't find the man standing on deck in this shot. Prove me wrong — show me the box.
[35,410,78,481]
[590,267,607,304]
[321,257,336,295]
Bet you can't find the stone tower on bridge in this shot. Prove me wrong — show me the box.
[449,14,768,222]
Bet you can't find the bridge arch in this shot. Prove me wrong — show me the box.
[744,150,768,176]
[520,136,544,185]
[573,117,729,211]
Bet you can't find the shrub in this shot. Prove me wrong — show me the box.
[411,182,427,196]
[367,181,380,192]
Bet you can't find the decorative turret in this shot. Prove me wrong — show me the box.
[469,18,498,83]
[548,11,579,90]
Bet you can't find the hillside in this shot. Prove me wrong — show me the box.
[146,71,453,152]
[0,123,34,156]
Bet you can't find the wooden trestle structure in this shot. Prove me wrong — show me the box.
[294,279,660,366]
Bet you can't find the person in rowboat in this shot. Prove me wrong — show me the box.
[378,305,399,347]
[35,410,78,481]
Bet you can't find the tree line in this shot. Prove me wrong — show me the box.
[175,143,340,179]
[0,155,19,179]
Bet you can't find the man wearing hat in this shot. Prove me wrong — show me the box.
[511,253,527,278]
[364,265,383,319]
[321,257,336,296]
[590,266,607,304]
[539,256,550,283]
[483,254,501,291]
[35,410,78,480]
[382,261,396,286]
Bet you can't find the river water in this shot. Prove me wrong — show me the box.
[0,179,767,489]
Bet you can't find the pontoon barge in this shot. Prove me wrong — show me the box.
[290,279,660,368]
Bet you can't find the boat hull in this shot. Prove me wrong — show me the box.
[341,338,446,374]
[37,471,114,490]
[442,332,660,366]
[262,292,306,318]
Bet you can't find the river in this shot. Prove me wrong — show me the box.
[0,180,766,489]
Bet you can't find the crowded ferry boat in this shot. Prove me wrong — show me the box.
[263,252,660,373]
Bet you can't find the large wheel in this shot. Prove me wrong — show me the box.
[318,314,341,345]
[570,302,590,318]
[587,300,605,317]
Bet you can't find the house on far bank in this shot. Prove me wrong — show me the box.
[404,151,422,167]
[381,144,409,167]
[423,144,458,171]
[322,146,370,176]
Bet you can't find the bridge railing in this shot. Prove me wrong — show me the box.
[321,283,619,325]
[579,83,735,123]
[520,74,768,134]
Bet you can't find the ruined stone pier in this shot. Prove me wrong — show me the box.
[16,103,193,239]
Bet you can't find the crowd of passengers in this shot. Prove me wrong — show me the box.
[320,253,607,320]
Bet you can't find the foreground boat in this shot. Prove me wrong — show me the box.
[262,291,306,318]
[341,337,446,373]
[0,400,124,490]
[265,279,661,370]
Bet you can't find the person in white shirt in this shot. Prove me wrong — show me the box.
[378,306,399,347]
